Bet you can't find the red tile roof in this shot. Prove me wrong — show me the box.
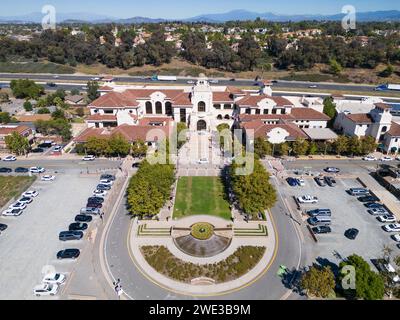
[226,86,245,95]
[238,108,329,122]
[236,95,294,107]
[86,114,117,122]
[241,121,307,140]
[89,92,139,108]
[139,116,173,126]
[0,125,32,136]
[345,113,373,124]
[387,122,400,137]
[213,92,234,103]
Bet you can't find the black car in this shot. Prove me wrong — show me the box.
[31,148,44,153]
[46,82,57,87]
[345,228,359,240]
[358,195,379,203]
[324,176,337,187]
[312,226,332,234]
[59,231,84,241]
[57,248,80,260]
[38,143,52,148]
[96,184,111,191]
[0,167,12,173]
[100,174,116,181]
[87,197,104,204]
[0,223,8,231]
[75,214,93,223]
[86,202,103,209]
[364,202,384,209]
[69,223,88,231]
[14,167,29,173]
[132,163,140,168]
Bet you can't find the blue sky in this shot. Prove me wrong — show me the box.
[2,0,400,18]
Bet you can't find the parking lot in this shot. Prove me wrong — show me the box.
[279,174,399,269]
[0,171,100,299]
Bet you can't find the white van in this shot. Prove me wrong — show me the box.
[308,216,332,226]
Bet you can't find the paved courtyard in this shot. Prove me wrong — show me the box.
[0,171,100,299]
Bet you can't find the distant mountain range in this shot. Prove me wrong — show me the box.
[1,9,400,24]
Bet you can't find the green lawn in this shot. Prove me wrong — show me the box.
[0,176,36,208]
[173,176,231,220]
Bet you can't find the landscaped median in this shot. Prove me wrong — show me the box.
[0,176,36,208]
[141,245,265,283]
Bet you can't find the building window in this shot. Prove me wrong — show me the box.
[381,126,388,133]
[104,109,114,114]
[198,101,206,112]
[165,102,172,116]
[156,102,163,114]
[214,104,221,109]
[223,104,231,109]
[224,115,230,120]
[146,102,153,114]
[255,109,261,114]
[180,108,186,123]
[281,109,286,114]
[245,108,251,114]
[217,115,223,120]
[272,109,277,114]
[263,109,269,115]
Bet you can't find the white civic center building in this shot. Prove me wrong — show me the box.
[75,77,337,146]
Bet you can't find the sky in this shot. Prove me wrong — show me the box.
[1,0,400,19]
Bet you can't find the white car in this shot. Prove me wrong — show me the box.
[3,155,16,162]
[30,167,45,174]
[17,197,33,205]
[2,208,23,216]
[383,223,400,232]
[93,189,107,197]
[309,85,318,88]
[99,179,113,186]
[22,190,38,198]
[187,80,195,84]
[33,283,59,297]
[377,215,396,223]
[380,156,393,162]
[91,77,101,81]
[83,155,96,161]
[382,263,400,283]
[209,79,219,84]
[297,179,305,186]
[297,195,318,204]
[53,146,62,152]
[42,273,66,285]
[391,234,400,242]
[9,202,27,210]
[363,155,377,161]
[41,175,55,181]
[368,208,389,216]
[197,158,209,164]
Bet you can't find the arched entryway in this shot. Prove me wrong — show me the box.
[197,120,207,131]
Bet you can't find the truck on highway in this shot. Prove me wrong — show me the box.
[151,75,177,82]
[375,83,400,91]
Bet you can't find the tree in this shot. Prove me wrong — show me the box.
[10,79,44,99]
[37,107,51,114]
[348,136,361,156]
[334,135,349,155]
[85,137,110,156]
[76,107,85,117]
[231,159,277,217]
[51,108,66,120]
[254,137,272,158]
[292,138,310,156]
[308,142,319,155]
[0,92,9,103]
[360,136,377,155]
[70,88,80,96]
[5,131,30,155]
[23,101,33,112]
[329,58,343,75]
[301,266,336,298]
[278,142,290,156]
[339,254,385,300]
[87,81,100,102]
[0,112,11,124]
[131,140,148,158]
[379,64,394,77]
[323,97,337,122]
[108,134,131,157]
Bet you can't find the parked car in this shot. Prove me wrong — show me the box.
[391,234,400,242]
[0,167,12,173]
[80,207,100,215]
[82,155,96,161]
[75,215,93,223]
[31,148,44,153]
[93,190,107,197]
[17,197,33,205]
[324,167,340,173]
[43,273,66,285]
[358,195,379,203]
[9,202,27,210]
[380,156,393,162]
[33,283,59,296]
[69,223,88,231]
[56,249,80,260]
[22,190,38,198]
[377,215,397,223]
[14,167,29,173]
[96,184,111,191]
[324,176,337,187]
[383,224,400,232]
[59,231,84,241]
[297,195,318,204]
[364,202,384,209]
[53,145,62,152]
[3,155,16,162]
[0,223,8,231]
[99,179,113,186]
[307,209,332,217]
[287,177,298,186]
[41,175,55,181]
[312,226,332,234]
[349,188,370,196]
[37,143,52,149]
[345,228,359,240]
[314,177,327,187]
[2,208,23,216]
[308,216,331,226]
[30,167,45,173]
[368,208,389,216]
[100,174,116,181]
[295,178,305,186]
[363,155,377,161]
[87,197,104,204]
[86,202,102,209]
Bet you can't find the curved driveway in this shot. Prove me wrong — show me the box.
[104,179,304,300]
